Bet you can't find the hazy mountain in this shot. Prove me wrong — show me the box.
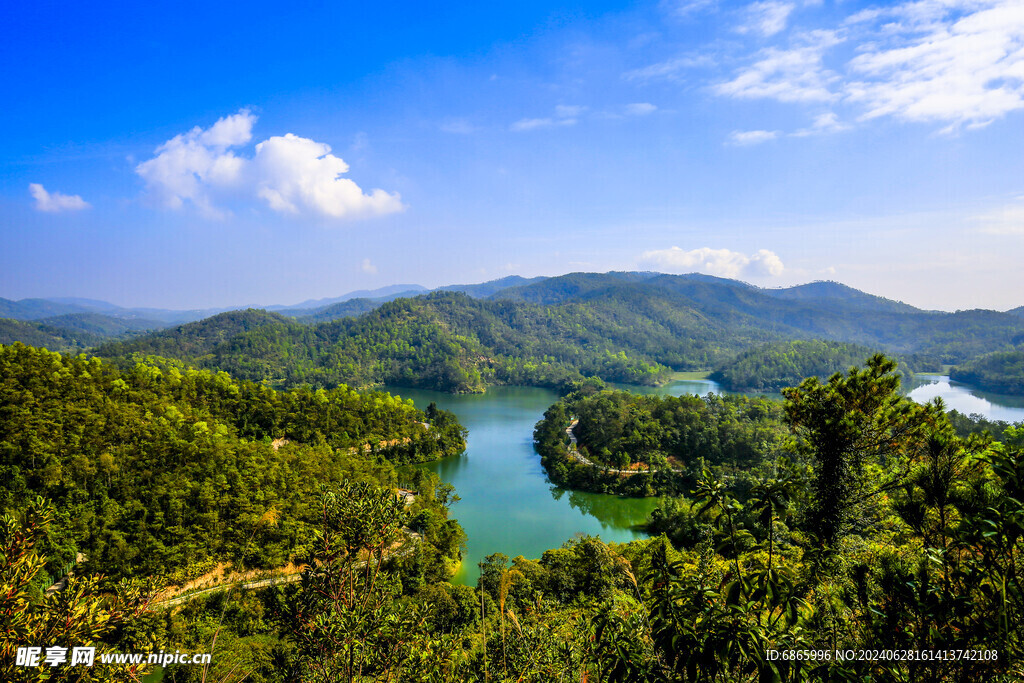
[0,297,95,321]
[37,312,168,336]
[274,284,428,311]
[490,271,663,304]
[438,275,549,298]
[291,298,399,323]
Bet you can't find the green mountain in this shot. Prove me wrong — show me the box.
[760,280,921,313]
[0,317,106,351]
[438,274,549,298]
[91,273,1024,394]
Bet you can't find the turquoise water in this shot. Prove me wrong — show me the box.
[386,375,1022,585]
[384,385,658,585]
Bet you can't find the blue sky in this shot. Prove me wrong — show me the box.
[2,0,1023,310]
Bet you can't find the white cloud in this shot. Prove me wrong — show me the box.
[252,134,404,219]
[737,1,797,37]
[512,118,556,131]
[640,246,785,278]
[662,0,718,19]
[135,110,255,218]
[624,102,658,115]
[792,111,850,136]
[135,110,403,220]
[360,258,378,274]
[845,0,1024,128]
[512,104,588,131]
[29,183,90,212]
[729,129,780,145]
[714,30,843,103]
[511,116,579,131]
[714,0,1024,131]
[624,55,711,82]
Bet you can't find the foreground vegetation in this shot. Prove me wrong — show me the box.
[4,348,1024,681]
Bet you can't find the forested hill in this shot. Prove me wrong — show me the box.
[0,342,466,580]
[91,274,1024,394]
[950,347,1024,395]
[710,340,914,391]
[97,294,675,393]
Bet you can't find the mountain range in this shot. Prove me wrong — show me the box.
[61,271,1023,394]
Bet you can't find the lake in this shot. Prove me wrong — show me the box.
[386,374,1023,585]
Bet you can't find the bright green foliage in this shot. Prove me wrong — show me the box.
[534,389,791,496]
[783,354,939,549]
[281,483,445,682]
[96,295,674,393]
[0,498,157,682]
[0,342,466,580]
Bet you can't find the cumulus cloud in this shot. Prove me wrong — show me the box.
[252,134,403,218]
[728,129,780,145]
[135,110,403,220]
[135,110,254,218]
[360,258,378,274]
[640,246,785,278]
[737,1,796,37]
[29,184,90,212]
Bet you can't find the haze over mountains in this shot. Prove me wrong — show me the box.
[4,272,1023,394]
[0,271,975,325]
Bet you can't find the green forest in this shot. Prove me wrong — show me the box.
[709,339,914,391]
[73,273,1024,396]
[534,389,791,497]
[0,343,466,583]
[951,347,1024,395]
[4,348,1024,681]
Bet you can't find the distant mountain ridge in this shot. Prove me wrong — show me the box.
[0,273,932,325]
[88,272,1024,394]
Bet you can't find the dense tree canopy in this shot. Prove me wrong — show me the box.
[0,343,466,582]
[950,347,1024,395]
[710,339,914,391]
